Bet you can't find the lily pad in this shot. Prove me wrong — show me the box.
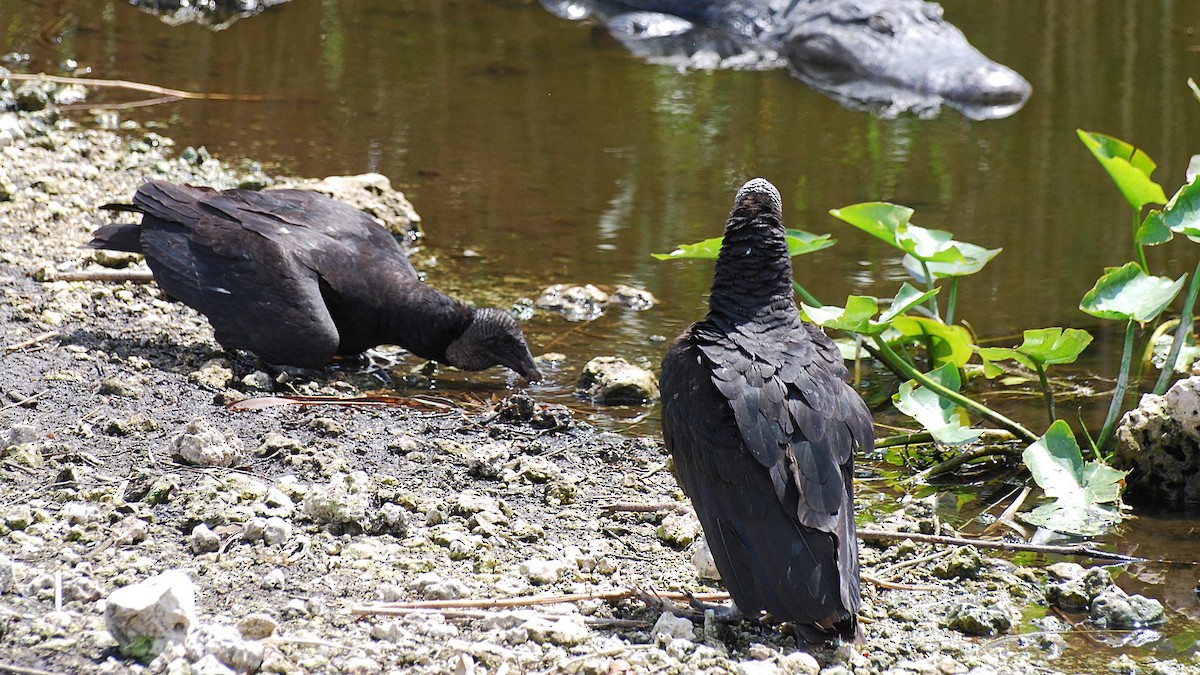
[892,363,982,445]
[891,316,974,368]
[902,241,1003,282]
[830,202,964,264]
[802,296,883,335]
[976,328,1093,376]
[1079,262,1186,323]
[1020,420,1127,536]
[1076,130,1168,210]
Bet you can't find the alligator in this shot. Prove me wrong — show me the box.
[540,0,1032,120]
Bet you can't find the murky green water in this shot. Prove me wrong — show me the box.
[3,0,1199,667]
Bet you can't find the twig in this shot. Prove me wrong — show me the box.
[0,664,63,675]
[352,588,729,615]
[857,528,1147,563]
[874,549,954,580]
[0,390,48,412]
[3,331,59,353]
[36,269,155,283]
[912,445,1022,482]
[598,501,689,515]
[361,607,650,628]
[1,72,274,102]
[983,485,1032,537]
[860,572,939,592]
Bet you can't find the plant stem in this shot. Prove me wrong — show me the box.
[872,337,1039,442]
[945,278,959,325]
[920,261,940,320]
[1153,261,1200,395]
[876,431,935,448]
[1034,363,1055,425]
[1133,209,1149,272]
[791,280,822,308]
[1095,319,1137,456]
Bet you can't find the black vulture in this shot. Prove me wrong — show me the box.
[90,180,541,381]
[659,178,872,642]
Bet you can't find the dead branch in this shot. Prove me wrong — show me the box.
[2,72,274,102]
[3,331,59,354]
[857,528,1147,563]
[37,269,155,283]
[598,501,689,514]
[352,588,730,615]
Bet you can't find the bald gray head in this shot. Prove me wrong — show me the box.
[445,308,542,382]
[732,178,783,222]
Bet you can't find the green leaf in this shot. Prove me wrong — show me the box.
[894,224,965,263]
[651,236,723,261]
[891,316,974,368]
[892,363,983,445]
[1079,262,1186,322]
[801,296,885,335]
[1136,179,1200,246]
[829,202,914,244]
[652,230,835,260]
[1077,130,1168,210]
[976,346,1037,373]
[1015,327,1094,366]
[784,230,837,257]
[1020,420,1128,536]
[879,283,940,324]
[902,242,1003,282]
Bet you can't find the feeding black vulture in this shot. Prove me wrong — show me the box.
[90,180,541,381]
[659,178,872,642]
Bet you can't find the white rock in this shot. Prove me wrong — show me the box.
[303,471,372,530]
[236,613,277,640]
[737,660,783,675]
[186,623,264,674]
[518,559,568,585]
[260,569,285,590]
[651,611,695,641]
[169,419,246,468]
[189,523,220,554]
[522,614,590,646]
[104,570,197,660]
[190,654,237,675]
[263,517,292,546]
[778,651,821,675]
[690,537,721,580]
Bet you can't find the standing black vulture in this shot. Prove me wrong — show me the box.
[659,178,872,642]
[90,180,541,381]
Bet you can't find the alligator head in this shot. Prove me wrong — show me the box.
[781,0,1031,115]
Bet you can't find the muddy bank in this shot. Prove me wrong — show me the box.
[0,99,1193,674]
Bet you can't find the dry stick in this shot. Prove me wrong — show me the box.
[2,72,273,102]
[859,572,939,592]
[352,588,730,615]
[599,501,689,515]
[0,664,62,675]
[857,528,1148,563]
[2,331,59,354]
[0,390,48,413]
[37,269,155,283]
[370,607,650,628]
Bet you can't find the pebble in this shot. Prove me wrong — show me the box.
[651,612,695,641]
[260,569,285,590]
[656,511,701,548]
[518,559,568,585]
[169,419,247,468]
[236,613,277,640]
[189,524,221,554]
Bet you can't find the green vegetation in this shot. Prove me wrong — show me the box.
[655,127,1200,537]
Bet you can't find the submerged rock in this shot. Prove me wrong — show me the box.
[536,284,609,321]
[577,356,658,404]
[1045,566,1114,611]
[1090,588,1167,629]
[1113,376,1200,504]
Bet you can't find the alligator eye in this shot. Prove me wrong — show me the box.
[867,14,893,34]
